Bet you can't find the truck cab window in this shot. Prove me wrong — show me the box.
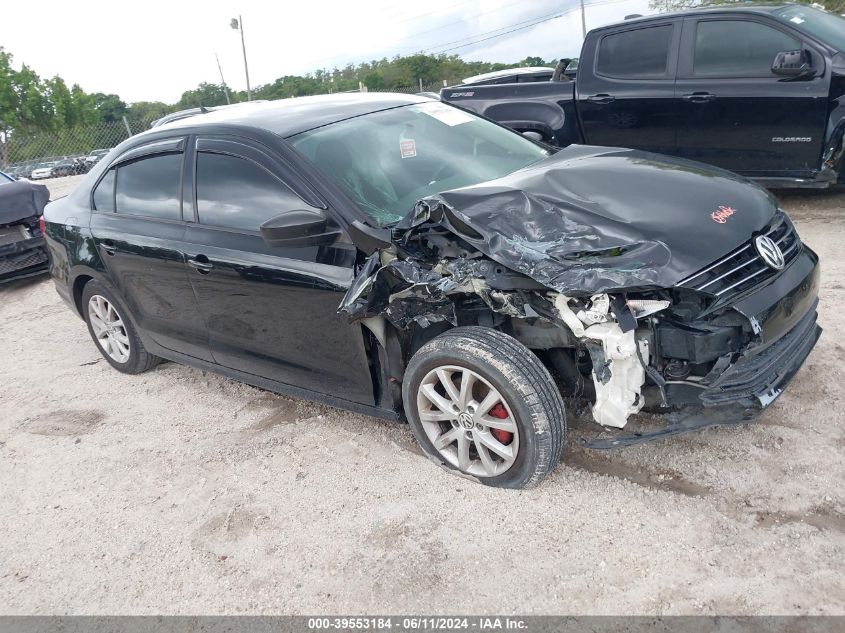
[597,25,673,78]
[694,20,800,77]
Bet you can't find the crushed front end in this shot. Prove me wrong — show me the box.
[340,196,820,440]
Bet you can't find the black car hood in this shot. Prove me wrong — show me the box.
[0,180,50,224]
[399,145,778,294]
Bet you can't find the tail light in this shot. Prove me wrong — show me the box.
[38,215,46,236]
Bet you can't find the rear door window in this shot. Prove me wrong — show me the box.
[693,20,800,77]
[195,152,307,232]
[114,153,182,220]
[597,25,673,78]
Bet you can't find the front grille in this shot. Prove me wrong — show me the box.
[677,213,801,303]
[0,225,28,246]
[0,249,48,276]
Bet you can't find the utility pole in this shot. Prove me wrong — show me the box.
[230,15,252,101]
[215,53,231,104]
[580,0,587,39]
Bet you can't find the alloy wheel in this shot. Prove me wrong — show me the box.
[88,294,131,363]
[416,365,519,477]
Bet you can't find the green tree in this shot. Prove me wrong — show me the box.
[177,82,230,108]
[519,56,549,67]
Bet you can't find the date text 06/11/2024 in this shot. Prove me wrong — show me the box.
[307,617,528,630]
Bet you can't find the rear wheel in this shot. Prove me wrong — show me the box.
[81,280,160,374]
[403,326,566,488]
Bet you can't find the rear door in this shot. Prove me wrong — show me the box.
[576,20,681,154]
[181,136,375,405]
[675,16,829,175]
[89,138,212,361]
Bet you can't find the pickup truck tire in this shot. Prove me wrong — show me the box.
[403,326,565,489]
[82,280,161,374]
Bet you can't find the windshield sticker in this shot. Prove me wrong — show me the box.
[400,139,417,158]
[418,103,474,126]
[790,16,805,24]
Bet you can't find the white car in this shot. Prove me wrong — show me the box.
[29,162,55,180]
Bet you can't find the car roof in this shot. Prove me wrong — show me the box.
[153,92,431,138]
[596,4,787,31]
[462,67,554,84]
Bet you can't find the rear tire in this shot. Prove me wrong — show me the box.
[81,280,160,374]
[403,326,566,489]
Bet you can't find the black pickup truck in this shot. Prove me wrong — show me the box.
[442,4,845,188]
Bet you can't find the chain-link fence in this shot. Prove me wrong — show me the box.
[1,115,158,180]
[0,84,450,180]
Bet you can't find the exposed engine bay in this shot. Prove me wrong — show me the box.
[340,193,821,435]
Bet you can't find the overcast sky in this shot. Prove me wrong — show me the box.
[0,0,651,104]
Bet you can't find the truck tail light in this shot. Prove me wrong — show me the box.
[38,216,46,236]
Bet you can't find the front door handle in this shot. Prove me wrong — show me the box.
[100,240,116,256]
[586,93,616,104]
[681,92,716,103]
[187,255,213,274]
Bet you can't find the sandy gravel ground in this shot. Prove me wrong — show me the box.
[0,176,843,614]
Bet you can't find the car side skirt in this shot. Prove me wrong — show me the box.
[142,337,403,424]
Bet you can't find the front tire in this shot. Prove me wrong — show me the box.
[403,327,566,489]
[81,280,160,374]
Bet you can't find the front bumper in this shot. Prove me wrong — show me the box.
[700,299,820,408]
[664,246,821,413]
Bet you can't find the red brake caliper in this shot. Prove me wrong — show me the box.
[488,403,513,445]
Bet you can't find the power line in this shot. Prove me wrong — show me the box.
[295,0,632,74]
[420,0,631,55]
[397,0,534,46]
[419,9,573,55]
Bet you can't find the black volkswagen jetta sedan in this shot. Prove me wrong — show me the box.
[44,94,821,488]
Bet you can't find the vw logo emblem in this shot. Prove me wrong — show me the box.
[458,412,474,429]
[754,235,785,270]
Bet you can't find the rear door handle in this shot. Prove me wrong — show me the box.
[586,93,616,104]
[187,255,213,274]
[681,92,716,103]
[100,240,116,256]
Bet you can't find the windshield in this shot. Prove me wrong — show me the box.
[290,101,549,226]
[772,5,845,51]
[36,162,52,169]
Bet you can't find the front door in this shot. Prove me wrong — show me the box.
[674,16,829,176]
[576,20,681,155]
[181,137,375,405]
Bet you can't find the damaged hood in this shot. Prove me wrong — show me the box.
[405,145,778,294]
[0,180,50,225]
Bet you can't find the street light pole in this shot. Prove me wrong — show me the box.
[230,15,252,101]
[580,0,587,39]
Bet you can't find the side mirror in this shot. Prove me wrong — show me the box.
[772,49,813,77]
[521,131,544,142]
[260,208,337,247]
